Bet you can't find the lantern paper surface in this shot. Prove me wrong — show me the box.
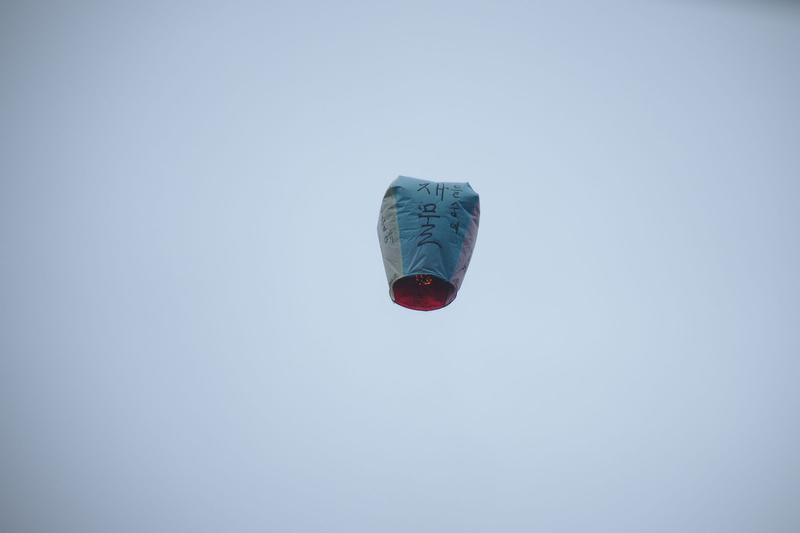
[378,176,480,311]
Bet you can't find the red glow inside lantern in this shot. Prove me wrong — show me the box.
[392,275,456,311]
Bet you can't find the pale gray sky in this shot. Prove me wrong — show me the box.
[2,1,799,532]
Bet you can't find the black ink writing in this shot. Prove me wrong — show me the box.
[417,203,441,248]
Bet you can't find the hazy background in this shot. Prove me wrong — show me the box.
[2,1,799,532]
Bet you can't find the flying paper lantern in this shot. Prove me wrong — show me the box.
[377,176,480,311]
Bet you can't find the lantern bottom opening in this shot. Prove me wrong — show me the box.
[391,274,456,311]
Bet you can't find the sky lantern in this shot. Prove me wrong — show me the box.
[378,176,480,311]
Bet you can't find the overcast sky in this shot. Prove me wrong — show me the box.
[2,1,799,532]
